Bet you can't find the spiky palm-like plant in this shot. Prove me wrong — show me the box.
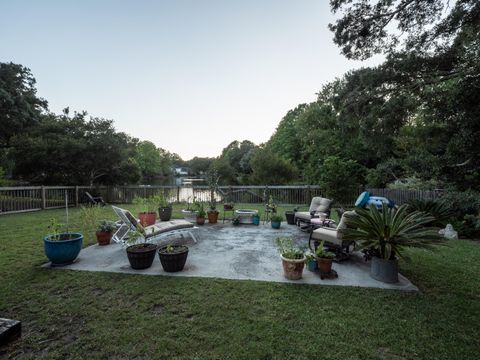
[339,204,443,261]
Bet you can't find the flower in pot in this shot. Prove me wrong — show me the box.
[44,218,83,266]
[271,214,283,229]
[315,241,335,273]
[276,237,305,280]
[158,244,189,272]
[154,193,173,221]
[133,196,157,226]
[125,227,157,270]
[339,204,443,283]
[196,202,206,225]
[96,220,117,246]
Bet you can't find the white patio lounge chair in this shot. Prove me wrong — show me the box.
[111,205,197,246]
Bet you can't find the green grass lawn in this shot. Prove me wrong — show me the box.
[0,205,479,359]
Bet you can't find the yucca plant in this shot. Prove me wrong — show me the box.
[339,204,443,261]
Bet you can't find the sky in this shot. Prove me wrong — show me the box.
[1,0,383,160]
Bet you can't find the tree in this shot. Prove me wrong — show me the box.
[329,0,479,60]
[11,111,141,185]
[250,149,297,185]
[0,62,48,148]
[134,141,164,183]
[318,156,366,204]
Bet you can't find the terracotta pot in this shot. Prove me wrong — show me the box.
[317,257,333,273]
[280,255,306,280]
[138,212,156,226]
[196,216,205,225]
[207,211,219,224]
[95,231,112,246]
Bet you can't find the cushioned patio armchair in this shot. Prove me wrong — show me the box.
[294,196,333,226]
[309,210,357,258]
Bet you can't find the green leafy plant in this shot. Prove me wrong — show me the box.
[315,240,335,259]
[207,166,219,211]
[132,196,157,213]
[271,214,283,222]
[406,199,455,227]
[47,218,64,240]
[275,237,304,260]
[195,202,206,218]
[153,193,171,208]
[339,204,443,261]
[160,244,188,254]
[304,251,316,264]
[79,205,102,242]
[97,220,117,233]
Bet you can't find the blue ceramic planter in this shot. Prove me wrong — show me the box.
[271,221,281,229]
[307,259,318,272]
[44,233,83,266]
[252,215,260,225]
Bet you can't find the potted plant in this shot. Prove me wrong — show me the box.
[196,202,206,225]
[158,244,189,272]
[181,196,198,222]
[305,251,317,272]
[275,237,305,280]
[315,241,335,273]
[95,220,116,246]
[252,213,260,225]
[155,193,172,221]
[206,167,220,224]
[340,204,443,283]
[133,197,157,226]
[271,214,283,229]
[285,208,297,225]
[207,201,219,224]
[44,218,83,266]
[125,228,157,270]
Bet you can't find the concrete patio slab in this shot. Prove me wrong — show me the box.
[44,223,418,291]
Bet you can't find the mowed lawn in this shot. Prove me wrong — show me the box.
[0,206,479,359]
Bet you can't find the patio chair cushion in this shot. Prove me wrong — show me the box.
[144,220,194,238]
[309,197,333,214]
[336,210,357,240]
[294,211,312,222]
[311,227,339,245]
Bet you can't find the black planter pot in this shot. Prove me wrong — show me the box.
[158,206,172,221]
[370,256,399,283]
[158,245,189,272]
[126,243,157,270]
[285,211,296,225]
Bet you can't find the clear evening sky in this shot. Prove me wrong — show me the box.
[1,0,382,160]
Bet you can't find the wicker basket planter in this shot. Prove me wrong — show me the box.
[158,245,189,272]
[126,243,157,270]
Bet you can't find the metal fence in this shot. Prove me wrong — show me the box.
[0,185,444,215]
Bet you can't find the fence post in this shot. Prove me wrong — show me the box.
[75,186,79,207]
[41,186,46,209]
[176,186,180,203]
